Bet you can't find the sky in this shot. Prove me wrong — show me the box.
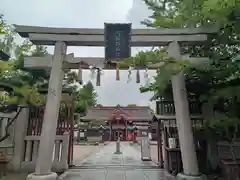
[0,0,157,109]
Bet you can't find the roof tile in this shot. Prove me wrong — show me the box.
[82,106,152,121]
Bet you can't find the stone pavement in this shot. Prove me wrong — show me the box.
[76,141,157,167]
[60,142,174,180]
[73,145,104,165]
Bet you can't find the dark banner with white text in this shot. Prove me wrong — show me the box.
[104,23,131,62]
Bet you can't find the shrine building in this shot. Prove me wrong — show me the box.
[81,105,154,141]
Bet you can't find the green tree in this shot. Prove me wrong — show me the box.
[0,14,5,34]
[75,81,97,114]
[127,104,137,107]
[135,0,240,172]
[134,0,240,112]
[0,15,49,105]
[0,14,82,106]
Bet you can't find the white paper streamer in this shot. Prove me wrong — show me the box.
[89,66,96,80]
[144,68,150,87]
[127,66,133,83]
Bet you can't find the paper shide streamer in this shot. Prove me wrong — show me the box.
[127,66,133,83]
[87,63,151,86]
[89,65,104,86]
[144,68,150,87]
[89,66,96,80]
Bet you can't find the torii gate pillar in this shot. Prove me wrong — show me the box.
[27,41,67,180]
[168,41,207,180]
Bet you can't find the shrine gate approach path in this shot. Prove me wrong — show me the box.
[59,142,174,180]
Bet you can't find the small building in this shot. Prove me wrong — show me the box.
[81,105,154,141]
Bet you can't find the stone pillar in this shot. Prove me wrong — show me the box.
[168,41,206,179]
[11,106,29,171]
[115,138,122,154]
[27,41,67,180]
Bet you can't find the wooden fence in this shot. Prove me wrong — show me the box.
[0,104,74,172]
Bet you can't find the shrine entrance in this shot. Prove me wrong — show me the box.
[81,106,152,142]
[110,109,128,141]
[113,131,124,141]
[13,24,218,179]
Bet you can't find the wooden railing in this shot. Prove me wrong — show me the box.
[217,141,240,160]
[217,141,240,180]
[156,100,202,115]
[21,133,69,172]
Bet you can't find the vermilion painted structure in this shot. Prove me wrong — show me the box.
[82,105,154,141]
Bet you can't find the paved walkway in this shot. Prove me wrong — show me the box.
[60,142,174,180]
[73,145,105,165]
[76,141,157,167]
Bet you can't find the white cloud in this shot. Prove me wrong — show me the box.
[0,0,156,107]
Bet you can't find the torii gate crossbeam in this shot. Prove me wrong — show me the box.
[14,25,217,46]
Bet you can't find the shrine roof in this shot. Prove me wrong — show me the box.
[82,105,153,121]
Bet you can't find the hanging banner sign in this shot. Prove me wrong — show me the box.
[104,23,131,62]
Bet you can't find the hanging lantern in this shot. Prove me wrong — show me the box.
[78,67,83,85]
[96,68,101,86]
[136,69,140,83]
[127,66,133,83]
[116,65,120,81]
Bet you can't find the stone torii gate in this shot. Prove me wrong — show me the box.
[14,25,217,180]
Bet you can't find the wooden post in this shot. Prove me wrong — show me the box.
[157,120,164,168]
[109,121,112,141]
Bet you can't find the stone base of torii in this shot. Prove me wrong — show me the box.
[13,25,218,180]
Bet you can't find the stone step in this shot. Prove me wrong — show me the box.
[70,165,160,170]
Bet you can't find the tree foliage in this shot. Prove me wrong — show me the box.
[0,18,47,105]
[0,14,87,106]
[127,104,137,107]
[124,0,240,132]
[75,81,98,114]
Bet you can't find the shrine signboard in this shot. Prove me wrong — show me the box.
[104,23,131,62]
